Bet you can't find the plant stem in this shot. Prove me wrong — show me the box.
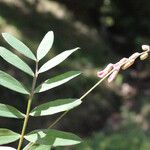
[48,111,68,129]
[48,69,114,129]
[17,97,32,150]
[17,61,38,150]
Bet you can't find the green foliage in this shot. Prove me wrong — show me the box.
[2,33,36,60]
[0,70,29,94]
[24,129,82,146]
[0,47,34,76]
[37,31,54,61]
[0,31,81,149]
[30,99,82,117]
[0,146,16,150]
[23,143,51,150]
[0,103,25,118]
[38,48,79,74]
[35,71,81,93]
[0,128,20,145]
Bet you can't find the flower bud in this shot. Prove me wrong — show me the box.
[108,70,119,82]
[142,45,150,51]
[129,52,140,60]
[119,58,128,64]
[140,52,149,60]
[97,63,113,78]
[121,59,135,70]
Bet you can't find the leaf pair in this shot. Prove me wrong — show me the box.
[2,31,54,60]
[0,31,54,76]
[0,70,80,95]
[0,98,81,119]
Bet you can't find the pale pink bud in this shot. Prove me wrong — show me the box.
[97,70,104,78]
[97,63,113,78]
[129,52,140,60]
[113,64,120,71]
[121,59,135,70]
[140,52,149,60]
[108,70,119,83]
[119,58,128,64]
[142,45,150,51]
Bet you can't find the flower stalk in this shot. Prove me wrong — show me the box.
[26,44,150,150]
[48,45,150,128]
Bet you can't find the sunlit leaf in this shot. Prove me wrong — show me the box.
[0,146,16,150]
[0,47,34,76]
[37,31,54,61]
[0,128,20,145]
[35,71,80,93]
[25,129,82,146]
[2,33,36,60]
[23,143,51,150]
[38,48,79,73]
[0,103,25,119]
[0,70,29,94]
[30,99,82,117]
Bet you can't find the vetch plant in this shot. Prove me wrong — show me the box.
[0,31,149,150]
[97,45,150,82]
[0,31,81,150]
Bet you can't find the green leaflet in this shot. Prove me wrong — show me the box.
[0,103,25,119]
[23,143,51,150]
[25,129,82,146]
[0,146,16,150]
[2,33,36,60]
[30,99,82,117]
[35,71,81,93]
[0,47,34,76]
[0,128,20,145]
[0,70,29,94]
[38,48,79,73]
[37,31,54,61]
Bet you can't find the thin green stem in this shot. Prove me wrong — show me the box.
[17,97,32,150]
[48,69,114,129]
[48,111,68,129]
[17,60,38,150]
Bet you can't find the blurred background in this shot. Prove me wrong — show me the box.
[0,0,150,149]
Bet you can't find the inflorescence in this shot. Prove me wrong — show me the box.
[97,45,150,82]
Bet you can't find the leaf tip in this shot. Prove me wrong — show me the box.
[73,47,80,52]
[2,32,6,36]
